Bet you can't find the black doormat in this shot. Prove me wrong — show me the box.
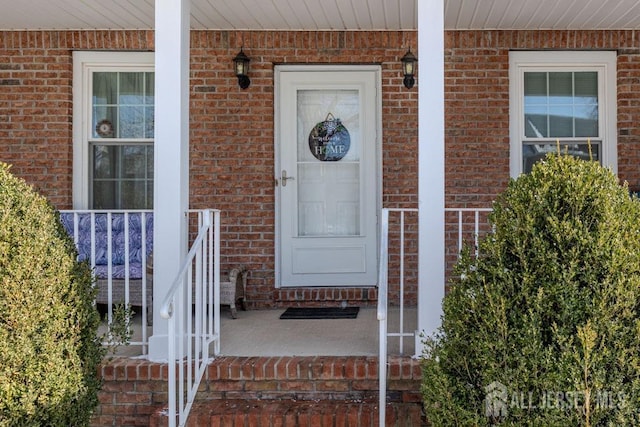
[279,306,360,320]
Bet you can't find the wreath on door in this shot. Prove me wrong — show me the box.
[308,113,350,161]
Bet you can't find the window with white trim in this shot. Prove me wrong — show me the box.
[509,51,617,177]
[72,52,155,209]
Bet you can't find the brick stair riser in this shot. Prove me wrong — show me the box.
[93,356,424,426]
[179,400,423,427]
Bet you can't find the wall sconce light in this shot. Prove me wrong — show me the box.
[401,48,417,89]
[233,47,251,89]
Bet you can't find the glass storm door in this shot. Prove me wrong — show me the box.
[276,66,380,287]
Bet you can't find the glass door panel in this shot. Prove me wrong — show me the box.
[296,89,360,237]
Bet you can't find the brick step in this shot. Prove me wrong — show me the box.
[274,287,378,307]
[150,399,425,427]
[92,355,424,426]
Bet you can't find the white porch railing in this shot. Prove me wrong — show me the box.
[62,209,220,426]
[377,207,418,427]
[377,206,491,427]
[60,209,154,353]
[445,207,493,255]
[160,209,221,427]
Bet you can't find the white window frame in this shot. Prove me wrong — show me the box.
[509,51,617,178]
[72,51,155,209]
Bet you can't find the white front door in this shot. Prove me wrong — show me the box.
[275,65,380,287]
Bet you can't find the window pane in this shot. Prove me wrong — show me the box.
[548,72,573,101]
[524,72,547,105]
[119,72,145,104]
[92,181,116,209]
[145,106,154,138]
[93,106,117,139]
[574,72,598,137]
[93,72,117,105]
[575,105,598,137]
[523,142,599,173]
[146,146,154,176]
[122,146,148,178]
[121,181,148,209]
[91,144,153,209]
[549,106,573,137]
[575,72,597,101]
[145,73,155,105]
[93,145,116,178]
[119,106,145,138]
[146,181,153,209]
[524,106,548,137]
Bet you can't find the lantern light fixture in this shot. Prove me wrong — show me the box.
[401,48,417,89]
[233,47,251,89]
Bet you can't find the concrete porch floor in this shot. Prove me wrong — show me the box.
[219,306,418,357]
[105,306,420,358]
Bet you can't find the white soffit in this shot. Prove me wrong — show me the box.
[445,0,640,30]
[0,0,639,30]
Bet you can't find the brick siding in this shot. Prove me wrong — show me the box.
[2,30,640,306]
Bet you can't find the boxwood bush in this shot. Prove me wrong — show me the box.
[422,154,640,426]
[0,163,103,426]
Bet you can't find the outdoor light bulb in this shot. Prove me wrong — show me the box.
[404,60,414,76]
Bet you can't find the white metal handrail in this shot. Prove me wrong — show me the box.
[377,208,389,427]
[160,209,221,427]
[377,207,418,427]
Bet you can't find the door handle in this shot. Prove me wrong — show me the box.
[281,170,295,187]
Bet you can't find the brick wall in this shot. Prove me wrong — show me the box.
[2,29,640,307]
[443,30,640,286]
[0,29,418,308]
[187,31,418,307]
[92,358,168,427]
[0,30,154,208]
[444,30,640,208]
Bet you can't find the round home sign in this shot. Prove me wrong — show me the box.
[308,113,350,161]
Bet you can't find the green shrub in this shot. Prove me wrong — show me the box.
[0,163,104,426]
[422,154,640,426]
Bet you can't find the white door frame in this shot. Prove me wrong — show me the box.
[274,64,382,289]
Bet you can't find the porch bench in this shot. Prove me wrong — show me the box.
[60,212,154,322]
[60,211,248,321]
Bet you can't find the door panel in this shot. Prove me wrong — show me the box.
[292,245,366,274]
[276,66,380,287]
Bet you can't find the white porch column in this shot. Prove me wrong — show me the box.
[416,0,445,356]
[149,0,190,362]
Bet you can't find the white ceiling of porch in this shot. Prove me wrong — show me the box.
[1,0,640,31]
